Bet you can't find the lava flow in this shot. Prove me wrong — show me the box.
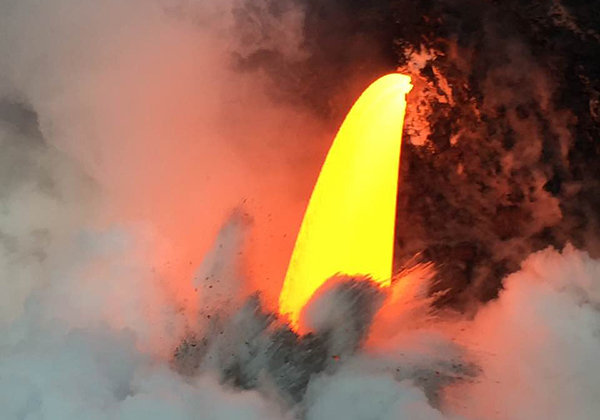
[279,73,413,326]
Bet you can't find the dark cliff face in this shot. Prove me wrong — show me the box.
[391,0,600,308]
[234,0,600,309]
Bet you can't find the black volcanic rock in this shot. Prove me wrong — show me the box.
[391,0,600,307]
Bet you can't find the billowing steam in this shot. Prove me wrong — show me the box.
[1,0,600,419]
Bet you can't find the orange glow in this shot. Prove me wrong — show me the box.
[279,73,413,325]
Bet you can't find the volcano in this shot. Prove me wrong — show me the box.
[1,0,600,419]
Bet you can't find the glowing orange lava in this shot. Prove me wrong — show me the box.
[279,73,413,325]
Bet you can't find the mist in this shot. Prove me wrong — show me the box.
[0,0,331,323]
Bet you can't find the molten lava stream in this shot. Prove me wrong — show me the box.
[279,73,413,327]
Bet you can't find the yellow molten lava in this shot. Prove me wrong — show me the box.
[279,73,413,325]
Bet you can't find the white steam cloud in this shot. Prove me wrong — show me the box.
[0,0,326,320]
[1,1,599,420]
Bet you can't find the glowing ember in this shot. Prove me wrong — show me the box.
[279,73,413,325]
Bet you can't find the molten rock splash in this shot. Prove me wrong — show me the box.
[279,74,412,324]
[173,276,390,404]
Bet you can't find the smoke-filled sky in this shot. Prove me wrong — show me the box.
[1,0,600,419]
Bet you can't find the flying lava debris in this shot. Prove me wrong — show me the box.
[279,73,413,326]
